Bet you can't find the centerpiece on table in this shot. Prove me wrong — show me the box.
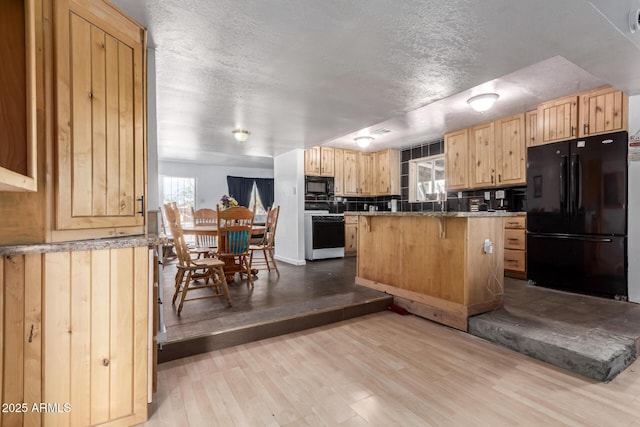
[220,194,239,209]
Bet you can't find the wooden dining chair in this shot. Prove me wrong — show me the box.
[193,208,218,249]
[163,203,231,315]
[216,205,255,287]
[249,206,280,277]
[159,206,177,267]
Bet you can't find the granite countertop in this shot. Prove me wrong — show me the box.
[0,234,165,256]
[345,211,526,218]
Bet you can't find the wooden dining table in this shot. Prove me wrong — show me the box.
[180,223,267,281]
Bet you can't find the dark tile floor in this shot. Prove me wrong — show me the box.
[160,256,389,342]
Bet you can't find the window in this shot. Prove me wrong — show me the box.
[161,175,196,222]
[249,182,266,215]
[408,154,446,202]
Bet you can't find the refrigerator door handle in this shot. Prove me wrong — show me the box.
[528,233,613,243]
[560,155,567,214]
[570,154,579,216]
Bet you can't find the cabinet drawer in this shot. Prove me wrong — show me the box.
[503,216,526,229]
[504,249,526,272]
[345,215,358,225]
[504,229,526,250]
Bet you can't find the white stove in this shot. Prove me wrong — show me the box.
[304,211,345,260]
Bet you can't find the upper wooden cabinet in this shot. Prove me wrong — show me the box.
[468,122,496,189]
[343,150,359,196]
[304,146,334,176]
[374,149,400,195]
[55,0,146,233]
[0,0,37,192]
[445,129,469,191]
[358,152,374,196]
[525,110,538,147]
[495,113,526,186]
[333,148,344,196]
[536,95,578,145]
[578,86,628,137]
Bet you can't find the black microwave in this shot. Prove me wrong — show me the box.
[305,176,334,196]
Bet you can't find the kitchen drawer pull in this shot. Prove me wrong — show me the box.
[506,259,519,263]
[507,238,520,241]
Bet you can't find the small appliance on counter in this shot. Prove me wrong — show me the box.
[469,198,483,212]
[495,190,509,210]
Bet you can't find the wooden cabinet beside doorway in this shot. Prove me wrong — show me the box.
[468,122,496,189]
[55,0,146,236]
[304,146,335,176]
[444,129,469,191]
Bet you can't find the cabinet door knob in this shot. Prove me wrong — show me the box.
[103,358,110,367]
[121,203,126,210]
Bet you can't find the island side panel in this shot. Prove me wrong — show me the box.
[465,217,505,313]
[357,215,404,288]
[401,216,467,303]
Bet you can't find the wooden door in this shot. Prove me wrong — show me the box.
[345,217,357,255]
[55,0,145,234]
[468,122,496,188]
[375,149,400,196]
[495,114,526,186]
[333,148,344,196]
[578,86,628,137]
[444,129,469,191]
[358,152,374,196]
[525,110,538,147]
[536,95,578,144]
[319,147,334,176]
[343,150,359,196]
[0,0,38,192]
[43,246,149,426]
[304,146,320,175]
[0,254,42,427]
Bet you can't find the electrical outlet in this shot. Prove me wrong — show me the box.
[484,191,490,201]
[483,238,493,254]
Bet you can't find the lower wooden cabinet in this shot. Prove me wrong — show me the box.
[345,216,358,255]
[0,245,150,426]
[504,216,526,279]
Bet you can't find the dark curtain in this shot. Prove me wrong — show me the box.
[226,176,254,207]
[255,178,274,210]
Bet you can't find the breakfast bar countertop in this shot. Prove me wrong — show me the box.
[0,234,165,256]
[345,211,526,217]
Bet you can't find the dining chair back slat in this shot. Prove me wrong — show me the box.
[217,205,255,286]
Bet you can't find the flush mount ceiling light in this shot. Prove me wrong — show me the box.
[232,129,250,142]
[354,135,374,148]
[467,93,499,112]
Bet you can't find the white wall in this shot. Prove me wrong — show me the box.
[627,95,640,302]
[158,161,273,210]
[273,149,306,266]
[147,48,159,214]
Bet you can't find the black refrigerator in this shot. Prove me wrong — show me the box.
[526,131,628,299]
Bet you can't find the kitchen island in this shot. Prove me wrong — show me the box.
[349,211,521,331]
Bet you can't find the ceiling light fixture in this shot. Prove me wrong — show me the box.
[232,129,250,142]
[467,93,499,112]
[354,135,374,148]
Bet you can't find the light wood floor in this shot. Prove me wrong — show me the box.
[141,311,640,427]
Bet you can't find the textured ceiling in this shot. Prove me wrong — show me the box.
[111,0,640,166]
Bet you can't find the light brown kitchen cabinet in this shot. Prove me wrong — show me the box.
[536,95,578,145]
[0,246,150,427]
[504,216,526,279]
[468,122,496,188]
[304,146,334,176]
[444,129,469,191]
[374,149,400,195]
[358,152,374,196]
[343,150,359,196]
[495,113,526,186]
[525,110,538,147]
[304,146,320,175]
[55,0,146,235]
[333,148,344,196]
[578,86,628,137]
[345,215,358,255]
[0,0,37,192]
